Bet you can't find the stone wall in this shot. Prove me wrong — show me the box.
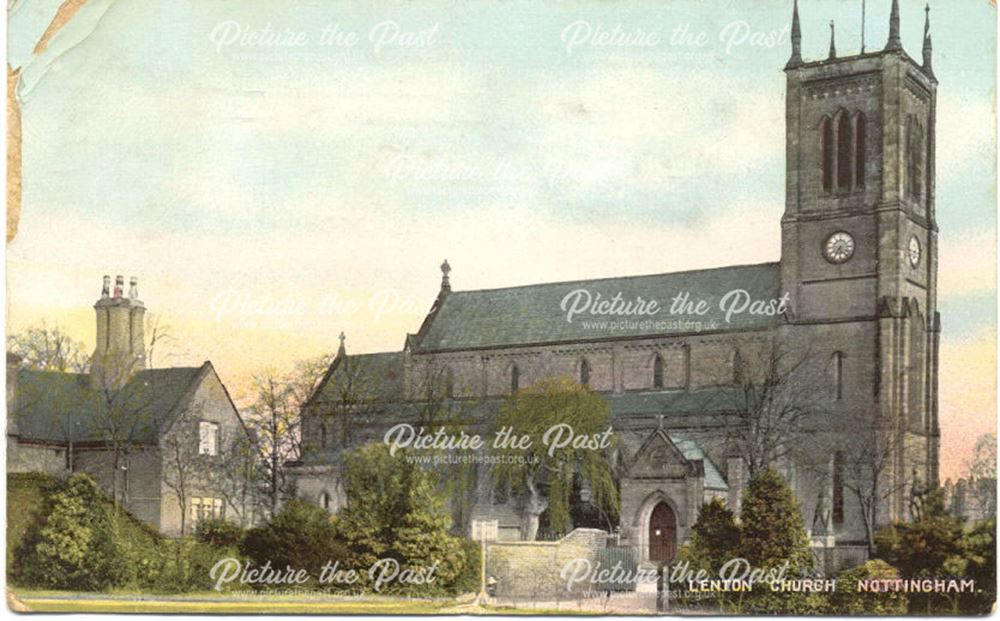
[485,528,609,601]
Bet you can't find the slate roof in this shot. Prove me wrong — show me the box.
[671,436,728,491]
[415,262,781,351]
[309,352,406,405]
[14,366,206,444]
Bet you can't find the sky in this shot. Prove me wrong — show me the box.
[6,0,996,479]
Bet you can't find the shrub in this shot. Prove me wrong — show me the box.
[240,499,347,586]
[828,559,907,615]
[17,474,129,591]
[687,498,740,574]
[196,518,244,549]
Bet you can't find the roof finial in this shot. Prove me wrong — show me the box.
[785,0,803,69]
[828,20,837,59]
[922,3,934,76]
[656,413,665,431]
[885,0,902,51]
[337,331,346,358]
[440,259,451,293]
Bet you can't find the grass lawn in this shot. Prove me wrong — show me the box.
[9,589,601,615]
[9,589,462,614]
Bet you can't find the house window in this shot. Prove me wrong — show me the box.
[579,359,591,387]
[832,351,844,400]
[190,497,225,524]
[199,421,220,456]
[510,364,520,394]
[653,355,664,389]
[832,452,845,525]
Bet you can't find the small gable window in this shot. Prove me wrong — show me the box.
[653,355,664,389]
[199,421,220,456]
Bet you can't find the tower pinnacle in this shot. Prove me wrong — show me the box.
[828,21,837,59]
[923,3,934,76]
[785,0,803,69]
[885,0,902,51]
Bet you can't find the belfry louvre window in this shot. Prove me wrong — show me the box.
[820,117,834,191]
[820,111,866,193]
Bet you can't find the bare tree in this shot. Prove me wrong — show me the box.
[209,430,260,527]
[718,341,829,477]
[967,433,997,518]
[7,323,89,372]
[248,371,300,518]
[161,407,204,536]
[835,410,910,555]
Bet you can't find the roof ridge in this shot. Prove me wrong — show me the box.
[449,261,780,296]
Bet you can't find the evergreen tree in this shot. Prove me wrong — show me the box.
[336,444,469,593]
[738,467,813,573]
[687,497,740,574]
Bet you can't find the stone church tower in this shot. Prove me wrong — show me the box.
[780,0,939,524]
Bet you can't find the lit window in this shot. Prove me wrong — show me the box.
[199,421,220,456]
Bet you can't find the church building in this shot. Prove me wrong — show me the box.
[292,0,939,570]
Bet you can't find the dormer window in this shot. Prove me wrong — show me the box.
[199,421,220,456]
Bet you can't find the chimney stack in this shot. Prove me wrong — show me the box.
[91,274,146,390]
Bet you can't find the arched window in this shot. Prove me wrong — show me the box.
[831,351,844,400]
[579,358,591,387]
[320,421,328,448]
[853,113,866,188]
[832,451,845,525]
[444,367,455,398]
[510,364,520,394]
[732,349,744,384]
[653,355,664,389]
[907,116,924,201]
[321,492,331,511]
[820,116,834,192]
[837,112,852,190]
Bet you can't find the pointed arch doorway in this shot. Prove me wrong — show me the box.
[648,501,677,562]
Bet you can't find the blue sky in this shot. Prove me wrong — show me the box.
[7,0,996,474]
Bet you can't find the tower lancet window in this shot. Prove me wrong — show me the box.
[819,111,867,194]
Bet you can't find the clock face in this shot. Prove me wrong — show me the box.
[824,231,855,264]
[908,236,921,267]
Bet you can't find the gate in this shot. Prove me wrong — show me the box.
[593,546,638,592]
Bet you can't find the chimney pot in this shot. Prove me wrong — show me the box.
[113,275,124,299]
[129,277,139,300]
[101,275,111,299]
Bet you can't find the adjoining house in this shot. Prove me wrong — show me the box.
[7,275,251,536]
[292,0,940,573]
